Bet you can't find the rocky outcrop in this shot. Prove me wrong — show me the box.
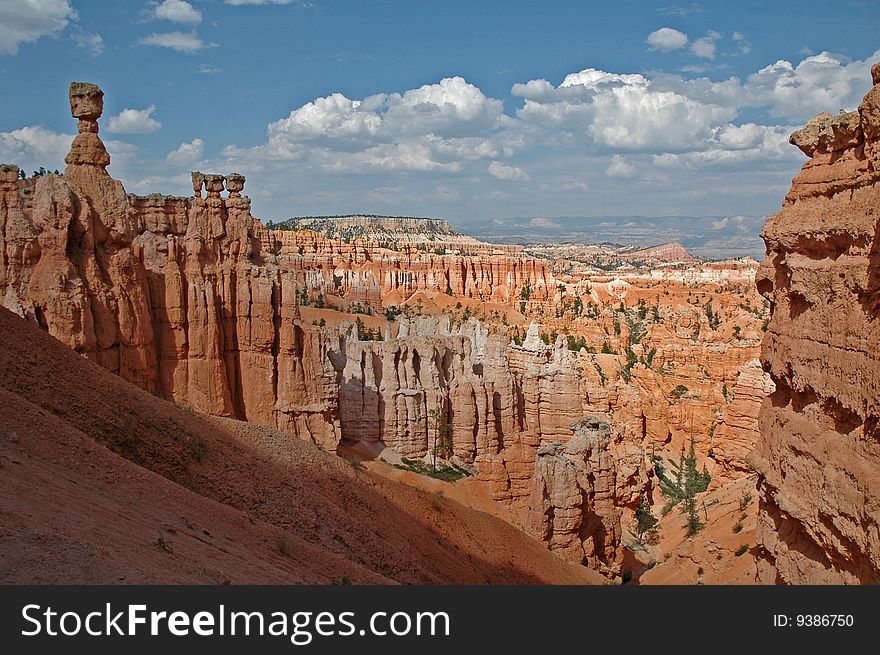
[528,417,648,572]
[281,215,521,254]
[753,64,880,584]
[622,242,695,263]
[333,316,518,459]
[65,82,110,168]
[713,359,773,478]
[0,83,340,448]
[261,228,554,308]
[333,318,591,492]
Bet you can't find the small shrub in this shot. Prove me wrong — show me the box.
[188,437,208,463]
[722,383,734,403]
[669,384,689,402]
[735,544,749,557]
[566,334,589,352]
[393,457,470,482]
[634,497,657,543]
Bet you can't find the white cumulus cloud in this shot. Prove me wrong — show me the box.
[151,0,202,24]
[229,76,504,173]
[742,51,877,120]
[488,161,529,181]
[266,93,382,150]
[715,123,766,150]
[138,30,213,53]
[606,154,636,178]
[359,142,463,173]
[0,125,137,175]
[513,68,737,152]
[646,27,688,52]
[384,76,504,136]
[106,106,162,134]
[0,125,73,164]
[690,30,721,59]
[71,31,104,56]
[0,0,76,55]
[166,137,205,165]
[211,49,879,222]
[732,31,751,54]
[657,48,880,122]
[652,152,690,169]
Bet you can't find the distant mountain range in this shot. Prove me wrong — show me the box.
[453,215,768,260]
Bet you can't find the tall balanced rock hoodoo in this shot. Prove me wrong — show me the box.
[65,82,110,168]
[753,63,880,583]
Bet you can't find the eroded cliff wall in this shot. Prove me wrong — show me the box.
[0,84,340,448]
[752,64,880,584]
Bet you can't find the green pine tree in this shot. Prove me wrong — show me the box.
[635,497,658,543]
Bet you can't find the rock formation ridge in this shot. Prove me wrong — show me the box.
[753,63,880,583]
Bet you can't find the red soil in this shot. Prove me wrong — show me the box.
[0,307,601,585]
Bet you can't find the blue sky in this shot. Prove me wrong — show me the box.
[1,0,879,227]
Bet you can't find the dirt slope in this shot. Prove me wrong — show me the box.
[635,475,761,584]
[0,308,601,584]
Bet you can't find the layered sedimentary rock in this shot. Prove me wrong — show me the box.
[262,228,554,307]
[334,319,592,481]
[622,242,695,263]
[528,417,648,572]
[559,308,766,473]
[752,64,880,584]
[333,315,658,570]
[0,83,340,448]
[712,359,773,478]
[334,316,517,459]
[280,214,522,254]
